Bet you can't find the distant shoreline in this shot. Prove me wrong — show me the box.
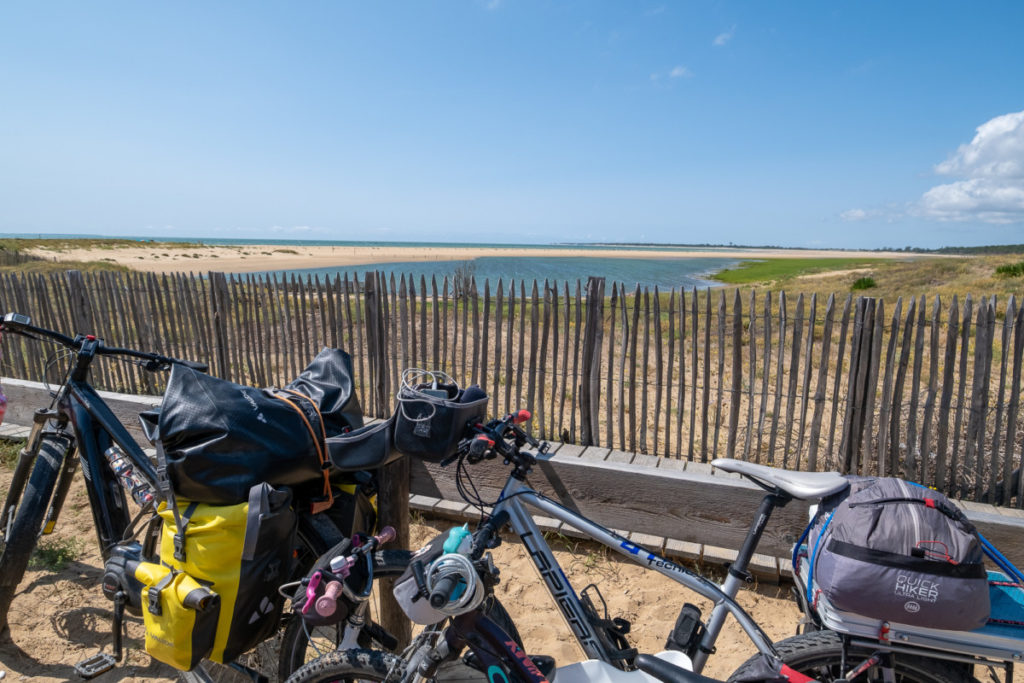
[20,240,916,275]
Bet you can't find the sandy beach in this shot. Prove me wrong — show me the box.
[26,242,912,275]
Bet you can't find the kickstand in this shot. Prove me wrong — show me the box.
[74,591,126,679]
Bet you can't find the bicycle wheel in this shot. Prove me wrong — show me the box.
[285,648,407,683]
[277,548,414,680]
[728,630,976,683]
[0,434,69,633]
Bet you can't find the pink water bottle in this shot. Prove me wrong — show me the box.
[0,383,6,426]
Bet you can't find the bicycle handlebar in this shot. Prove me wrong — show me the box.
[1,312,209,373]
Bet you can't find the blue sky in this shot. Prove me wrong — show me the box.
[2,2,1023,249]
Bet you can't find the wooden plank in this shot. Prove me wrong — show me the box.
[887,297,915,475]
[767,291,787,466]
[972,299,996,500]
[904,296,927,481]
[431,275,440,372]
[782,293,804,468]
[493,280,504,415]
[460,275,469,383]
[663,288,675,456]
[538,281,551,440]
[675,289,686,459]
[950,295,973,494]
[516,282,528,417]
[641,288,651,453]
[399,275,410,385]
[840,297,867,473]
[807,294,835,471]
[618,284,630,451]
[964,299,989,498]
[560,282,572,440]
[935,296,959,493]
[712,290,725,460]
[1008,305,1024,507]
[478,280,488,397]
[875,297,902,474]
[689,287,698,461]
[504,280,515,416]
[727,289,742,459]
[653,287,665,455]
[701,288,712,463]
[826,295,853,469]
[920,296,942,487]
[988,296,1013,503]
[419,275,428,369]
[796,293,817,462]
[863,299,884,475]
[607,283,619,447]
[627,284,640,452]
[527,281,540,428]
[755,291,772,464]
[442,276,451,374]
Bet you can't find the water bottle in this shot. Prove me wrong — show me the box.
[104,445,155,507]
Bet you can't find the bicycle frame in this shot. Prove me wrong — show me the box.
[13,366,162,562]
[489,476,781,675]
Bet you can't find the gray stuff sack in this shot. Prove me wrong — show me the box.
[806,477,989,631]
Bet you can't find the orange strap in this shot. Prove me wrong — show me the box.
[271,390,333,514]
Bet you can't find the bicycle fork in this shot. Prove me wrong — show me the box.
[0,409,75,541]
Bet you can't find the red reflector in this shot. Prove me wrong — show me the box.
[925,498,936,508]
[86,334,96,341]
[779,663,816,683]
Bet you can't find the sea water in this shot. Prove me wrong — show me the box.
[257,255,741,291]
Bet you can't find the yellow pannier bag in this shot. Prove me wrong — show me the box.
[135,562,220,671]
[154,482,297,667]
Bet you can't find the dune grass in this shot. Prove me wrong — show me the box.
[712,257,885,284]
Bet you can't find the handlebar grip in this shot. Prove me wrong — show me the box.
[429,574,460,609]
[315,581,344,618]
[376,526,396,544]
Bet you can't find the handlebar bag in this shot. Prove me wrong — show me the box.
[805,477,989,630]
[141,348,368,504]
[394,382,488,463]
[154,482,297,667]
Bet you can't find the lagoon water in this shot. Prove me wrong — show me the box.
[259,255,741,291]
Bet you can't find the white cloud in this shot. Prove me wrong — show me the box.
[713,25,736,47]
[916,110,1024,224]
[840,209,869,222]
[669,65,693,79]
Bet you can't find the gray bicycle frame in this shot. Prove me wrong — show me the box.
[491,476,779,675]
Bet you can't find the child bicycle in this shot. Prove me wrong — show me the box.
[0,312,411,680]
[285,408,995,683]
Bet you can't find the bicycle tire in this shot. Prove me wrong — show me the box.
[285,647,407,683]
[277,548,414,680]
[728,630,977,683]
[0,434,69,633]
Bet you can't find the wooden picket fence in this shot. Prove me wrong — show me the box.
[0,268,1021,505]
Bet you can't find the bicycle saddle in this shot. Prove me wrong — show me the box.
[710,459,849,501]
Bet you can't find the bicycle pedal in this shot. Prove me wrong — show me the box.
[665,602,706,658]
[530,655,556,677]
[75,652,116,679]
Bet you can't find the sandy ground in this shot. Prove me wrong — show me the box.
[0,470,802,682]
[26,243,912,275]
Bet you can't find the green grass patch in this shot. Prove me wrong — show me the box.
[712,258,882,284]
[995,261,1024,277]
[0,440,21,467]
[851,276,877,290]
[30,537,84,571]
